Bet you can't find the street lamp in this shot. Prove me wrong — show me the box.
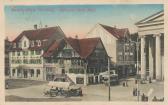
[108,56,111,101]
[129,40,140,101]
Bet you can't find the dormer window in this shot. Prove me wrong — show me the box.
[24,41,27,47]
[37,40,41,46]
[31,41,34,47]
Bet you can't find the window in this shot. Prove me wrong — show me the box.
[24,41,27,47]
[31,50,34,55]
[17,52,20,56]
[118,52,122,55]
[12,52,15,56]
[31,41,34,47]
[30,69,34,77]
[36,50,41,55]
[12,69,15,76]
[37,69,40,77]
[38,40,41,46]
[23,59,28,64]
[23,51,28,56]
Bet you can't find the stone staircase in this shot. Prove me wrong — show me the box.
[53,74,75,85]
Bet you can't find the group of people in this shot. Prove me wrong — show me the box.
[132,88,139,96]
[152,96,164,101]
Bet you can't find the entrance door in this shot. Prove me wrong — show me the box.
[62,69,65,74]
[76,77,84,84]
[23,70,28,78]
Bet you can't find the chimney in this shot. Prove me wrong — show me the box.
[34,24,38,30]
[75,35,78,39]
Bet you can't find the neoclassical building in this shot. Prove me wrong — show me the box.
[135,11,164,81]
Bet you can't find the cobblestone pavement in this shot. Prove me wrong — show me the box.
[5,78,164,101]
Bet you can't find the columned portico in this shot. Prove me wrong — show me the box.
[149,37,154,79]
[135,10,164,81]
[140,36,146,79]
[155,34,162,80]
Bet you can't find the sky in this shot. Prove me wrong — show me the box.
[5,4,163,41]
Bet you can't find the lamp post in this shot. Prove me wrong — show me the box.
[108,56,111,101]
[136,42,140,101]
[130,40,140,101]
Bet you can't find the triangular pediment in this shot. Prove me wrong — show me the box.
[135,11,163,25]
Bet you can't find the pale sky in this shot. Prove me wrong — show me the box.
[5,4,163,41]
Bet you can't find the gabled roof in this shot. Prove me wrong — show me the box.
[99,24,129,39]
[44,37,106,59]
[43,41,60,57]
[135,10,163,25]
[65,37,101,58]
[12,26,64,42]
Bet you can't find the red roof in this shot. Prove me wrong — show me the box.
[10,48,22,52]
[43,37,105,59]
[12,26,64,42]
[99,24,129,39]
[43,41,59,57]
[65,37,102,58]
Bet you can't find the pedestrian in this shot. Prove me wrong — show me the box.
[145,96,148,101]
[141,93,145,101]
[5,82,9,89]
[152,96,157,101]
[149,77,152,83]
[135,88,137,96]
[133,88,135,96]
[135,79,137,84]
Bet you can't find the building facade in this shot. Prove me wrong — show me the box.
[86,23,136,77]
[116,38,136,78]
[135,11,164,81]
[8,25,108,85]
[43,37,108,85]
[9,26,65,80]
[5,37,12,76]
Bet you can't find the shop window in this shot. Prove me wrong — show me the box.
[30,69,34,77]
[12,69,15,76]
[17,52,20,56]
[24,41,27,47]
[76,77,84,84]
[37,69,40,77]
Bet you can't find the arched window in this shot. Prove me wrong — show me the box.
[31,41,34,47]
[38,40,41,46]
[24,41,27,47]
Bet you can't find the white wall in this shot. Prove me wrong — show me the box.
[20,36,30,49]
[86,24,117,62]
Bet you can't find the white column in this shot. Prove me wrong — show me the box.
[141,36,146,79]
[149,38,154,79]
[155,34,162,80]
[161,56,164,80]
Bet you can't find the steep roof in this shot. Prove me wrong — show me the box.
[12,26,65,42]
[43,41,59,57]
[65,37,101,58]
[99,24,129,39]
[44,37,105,59]
[135,10,163,25]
